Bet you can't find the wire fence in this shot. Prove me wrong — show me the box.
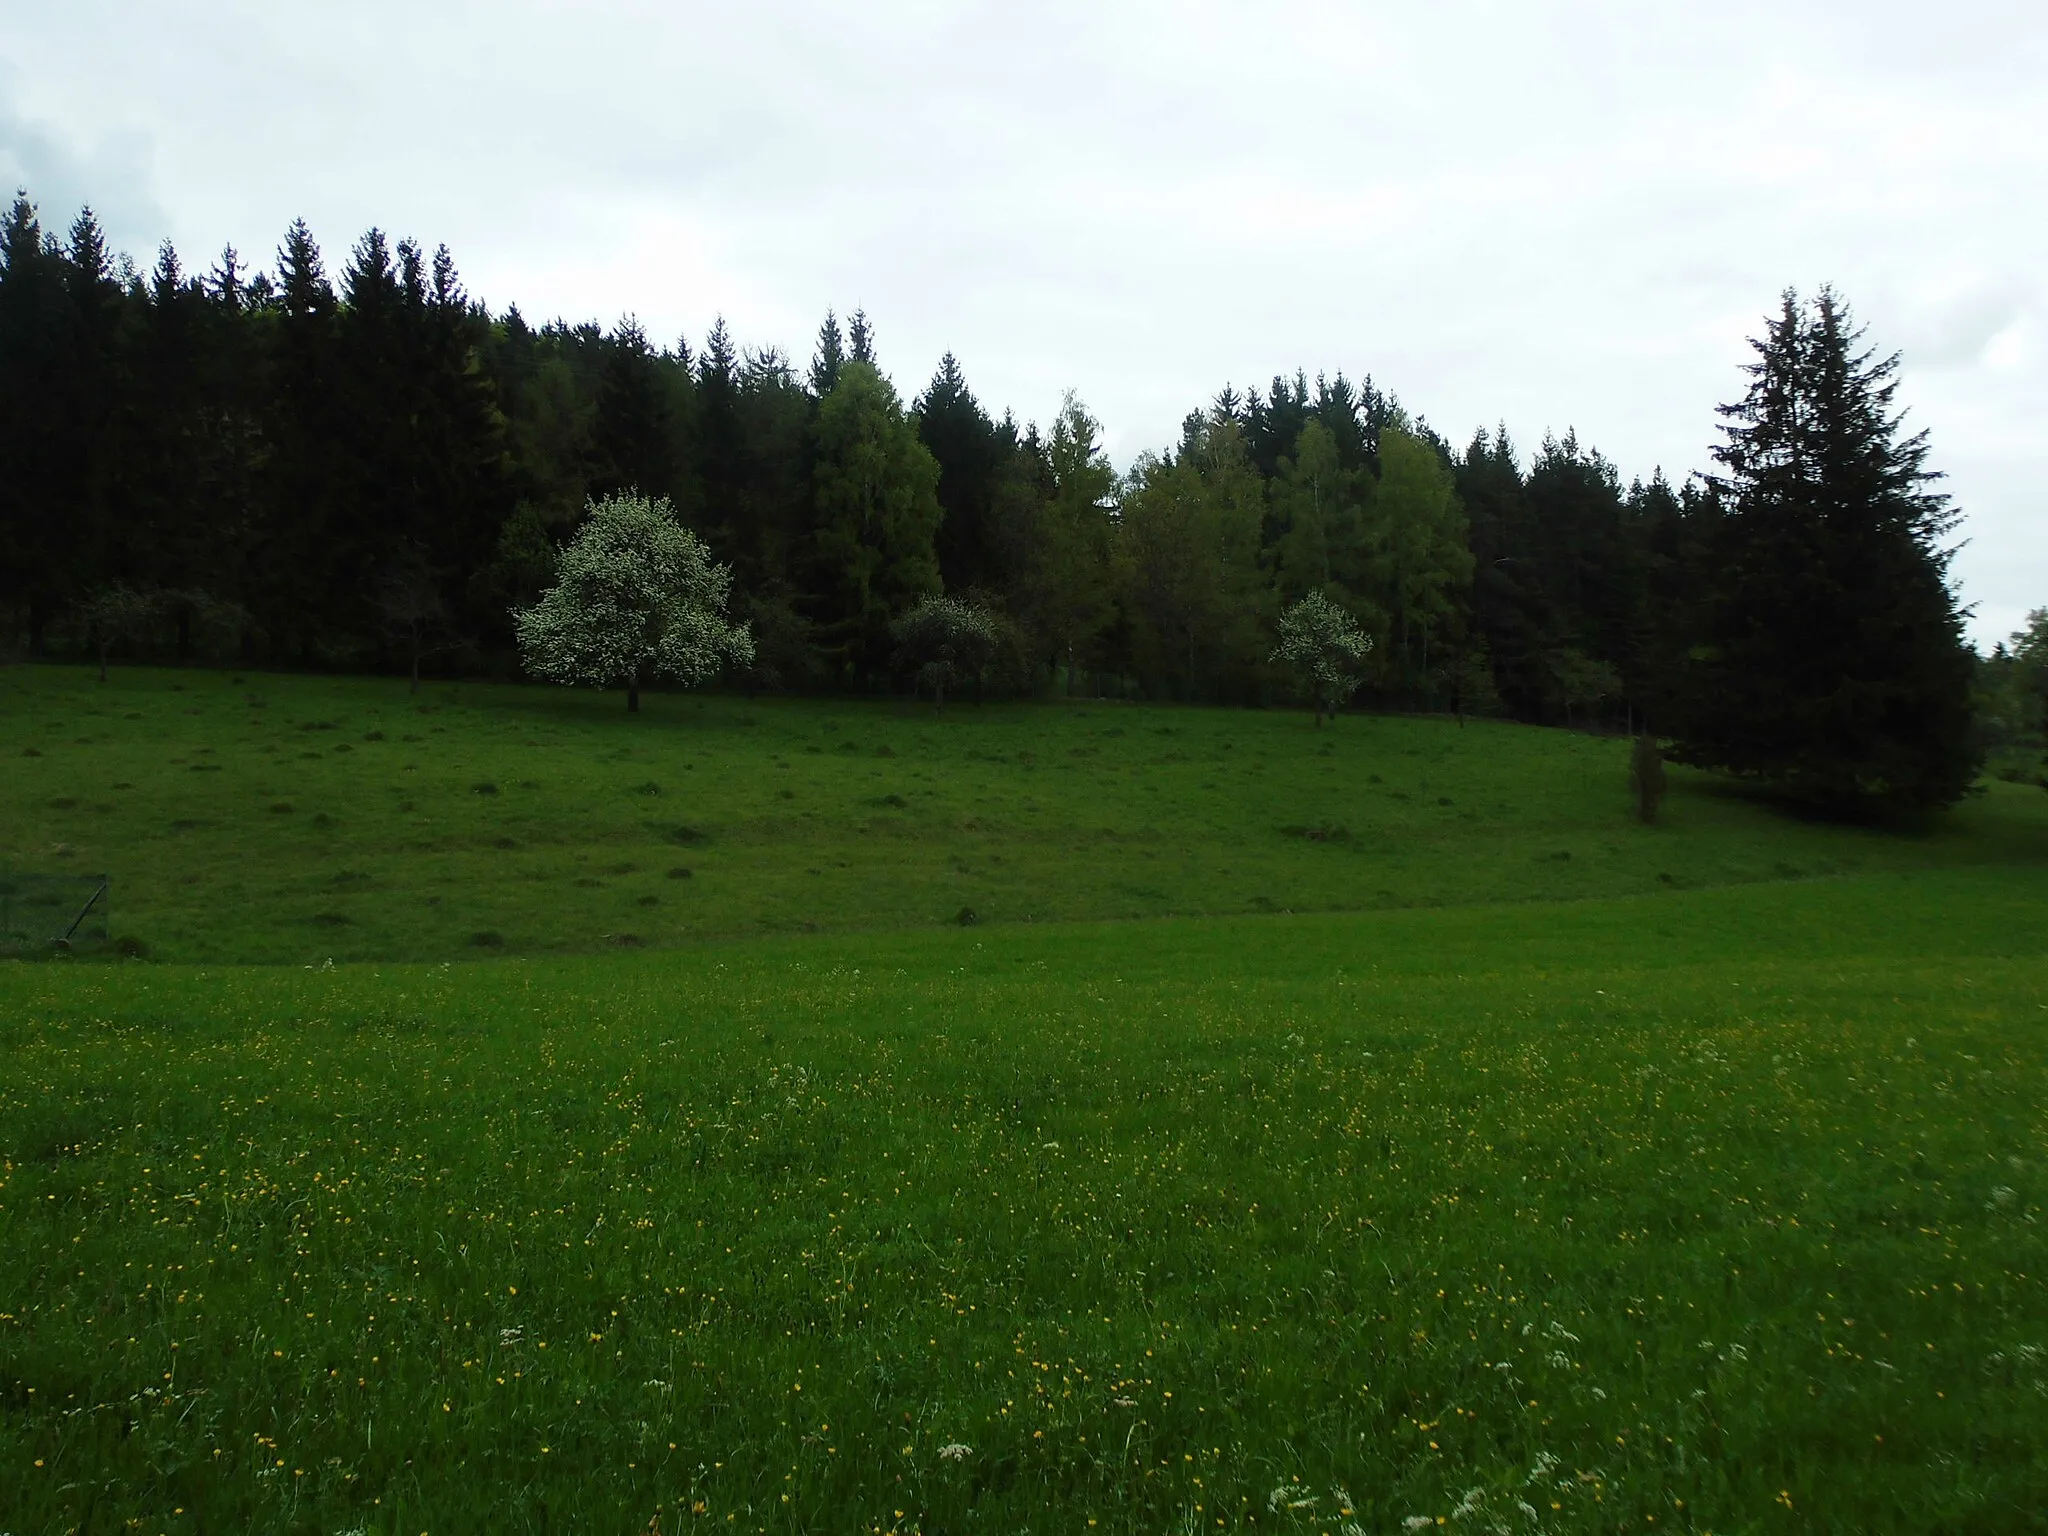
[0,872,110,955]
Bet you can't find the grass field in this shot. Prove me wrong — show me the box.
[3,665,2047,1533]
[5,664,2047,963]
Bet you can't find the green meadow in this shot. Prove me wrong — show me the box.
[4,665,2046,964]
[3,666,2047,1533]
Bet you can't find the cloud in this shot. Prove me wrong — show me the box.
[1887,284,2036,371]
[0,68,163,256]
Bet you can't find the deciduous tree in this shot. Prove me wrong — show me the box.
[514,492,752,711]
[1271,590,1371,725]
[891,595,999,710]
[809,361,943,678]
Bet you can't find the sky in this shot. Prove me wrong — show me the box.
[3,0,2043,644]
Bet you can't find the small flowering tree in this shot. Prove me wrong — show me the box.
[73,582,165,683]
[1272,591,1371,726]
[514,492,753,711]
[891,595,999,710]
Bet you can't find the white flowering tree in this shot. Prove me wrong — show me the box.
[891,595,999,710]
[1271,591,1371,726]
[514,493,753,712]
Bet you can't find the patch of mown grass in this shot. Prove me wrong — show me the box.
[1,870,2044,1530]
[3,664,2046,964]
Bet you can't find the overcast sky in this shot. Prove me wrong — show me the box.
[4,0,2042,643]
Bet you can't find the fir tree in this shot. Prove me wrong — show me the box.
[590,318,678,503]
[262,218,341,657]
[846,308,875,367]
[916,353,1014,594]
[0,193,70,650]
[696,317,745,554]
[809,310,845,397]
[1671,287,1978,811]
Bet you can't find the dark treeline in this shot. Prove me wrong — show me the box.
[0,195,1989,807]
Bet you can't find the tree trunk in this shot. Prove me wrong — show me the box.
[410,644,420,695]
[627,675,640,713]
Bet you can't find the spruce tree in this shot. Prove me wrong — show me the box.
[809,310,845,397]
[263,218,341,658]
[590,318,678,502]
[61,208,129,596]
[915,353,1013,594]
[846,308,875,367]
[336,227,411,614]
[1243,371,1312,480]
[1672,288,1978,811]
[0,194,69,651]
[134,240,212,620]
[412,242,510,646]
[696,317,745,555]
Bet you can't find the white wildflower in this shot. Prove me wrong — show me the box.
[1267,1485,1318,1513]
[937,1443,972,1461]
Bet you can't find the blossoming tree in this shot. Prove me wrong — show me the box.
[514,492,753,711]
[1271,590,1371,726]
[890,595,999,710]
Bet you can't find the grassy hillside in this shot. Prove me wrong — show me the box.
[4,664,2046,1530]
[5,664,2046,963]
[3,870,2046,1531]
